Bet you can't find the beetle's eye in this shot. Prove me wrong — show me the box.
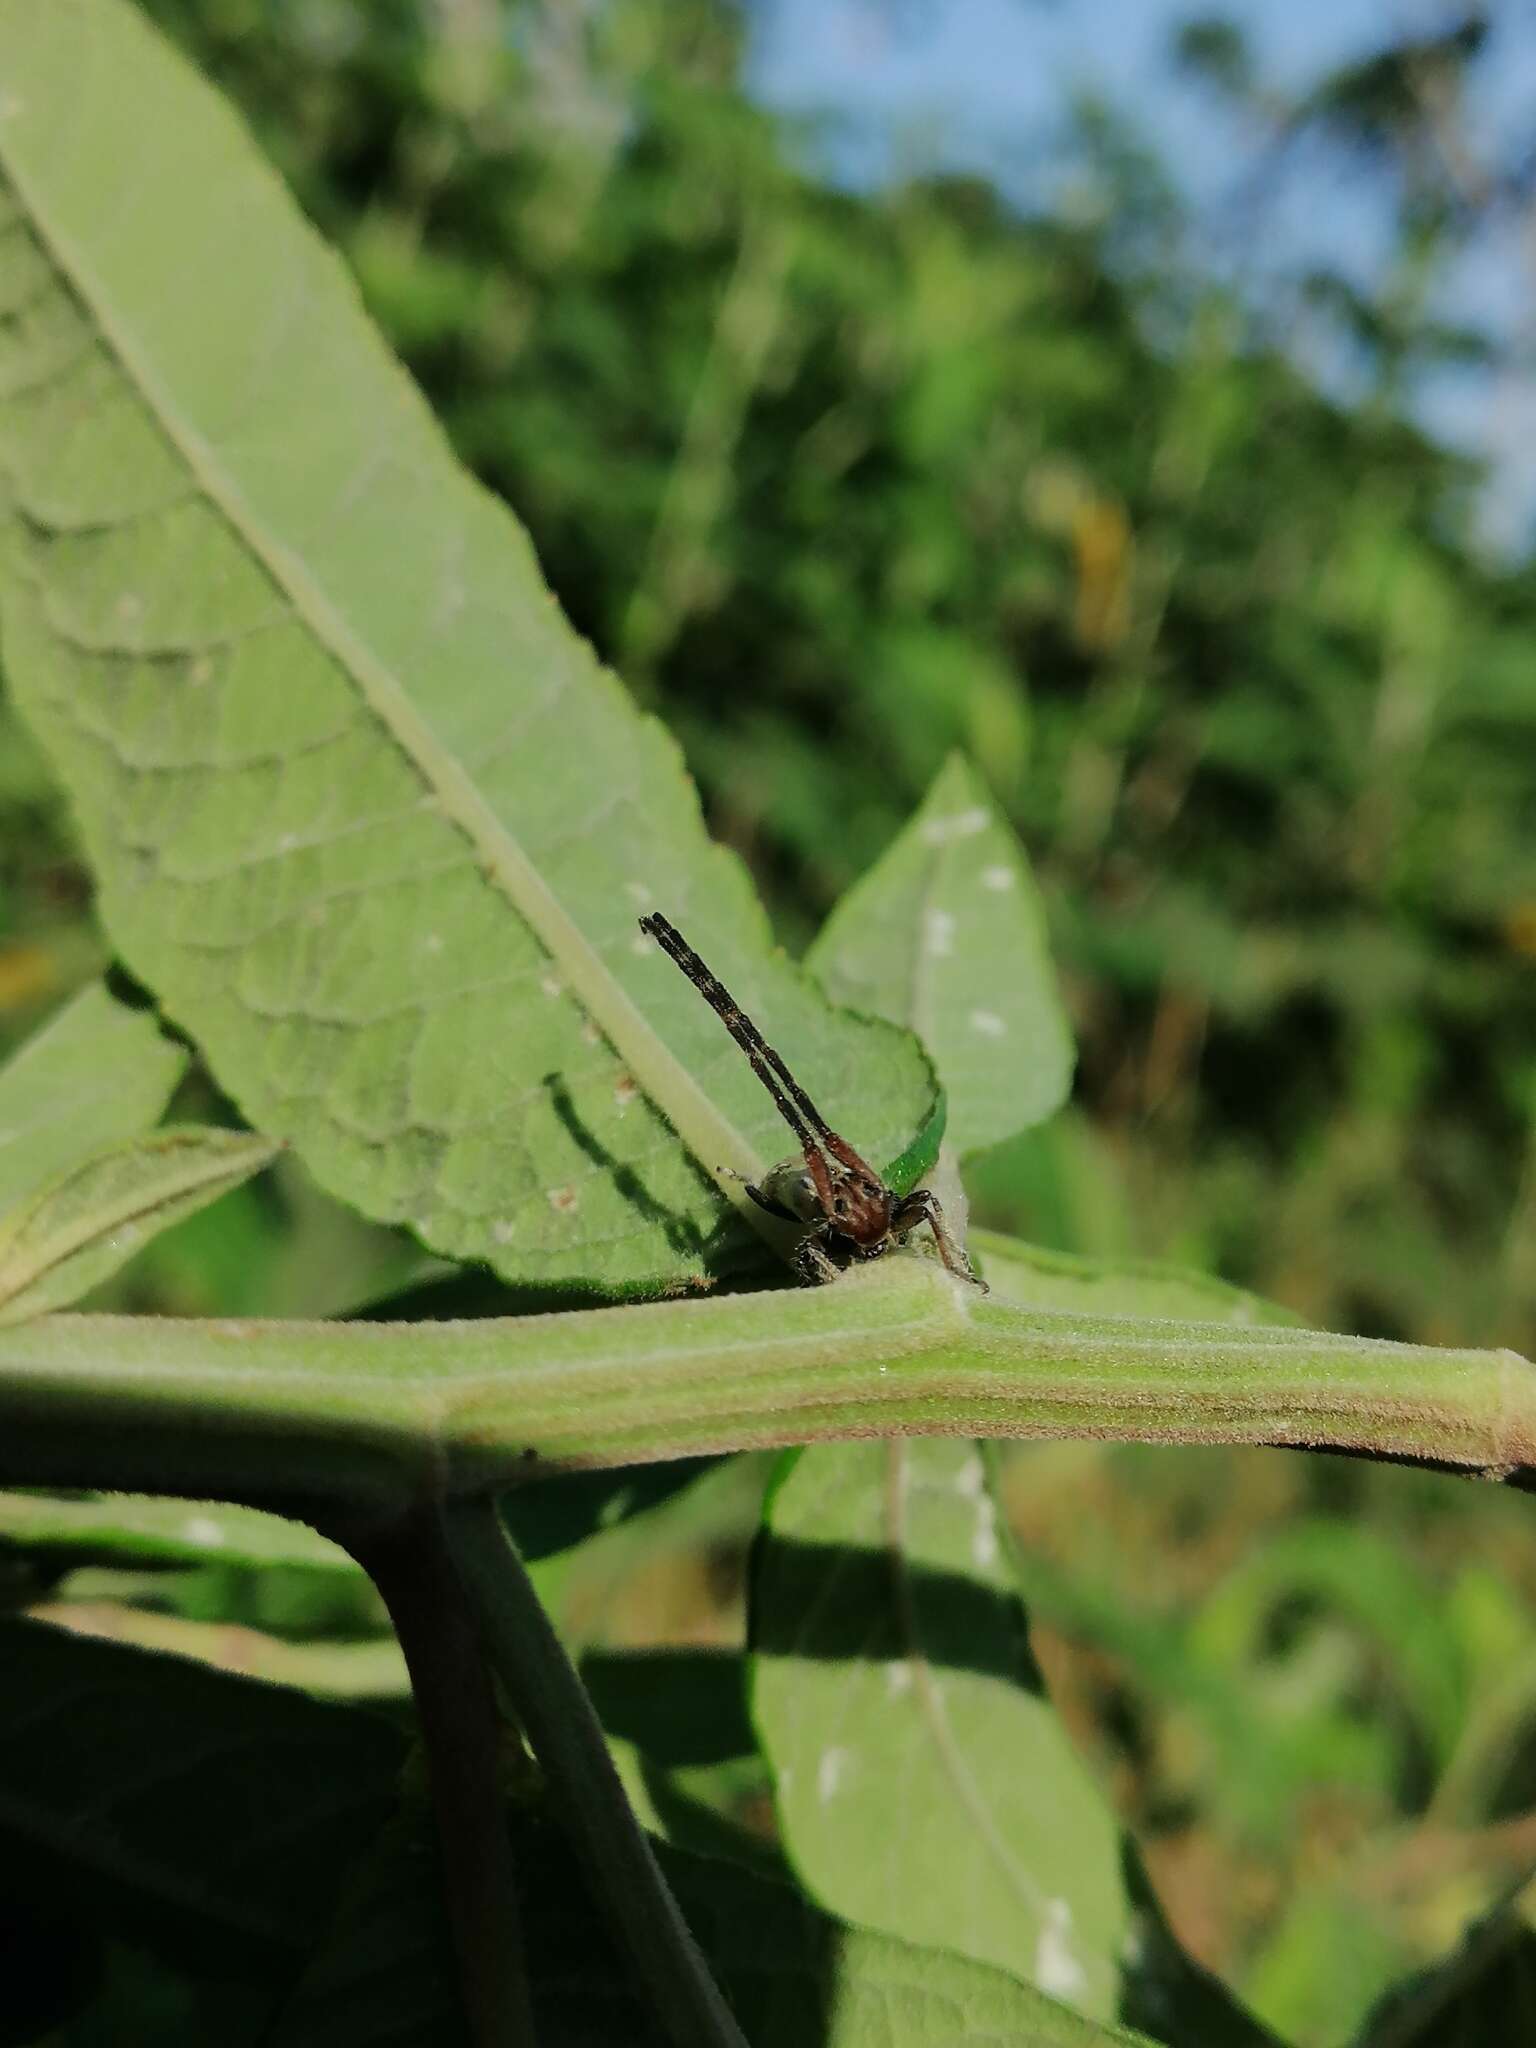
[833,1196,848,1216]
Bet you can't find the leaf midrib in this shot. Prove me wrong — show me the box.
[903,833,950,1069]
[882,1440,1054,1923]
[0,70,771,1233]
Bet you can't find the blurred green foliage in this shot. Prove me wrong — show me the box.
[7,5,1536,2040]
[42,0,1516,1354]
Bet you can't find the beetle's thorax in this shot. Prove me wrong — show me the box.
[807,1134,895,1246]
[762,1146,895,1246]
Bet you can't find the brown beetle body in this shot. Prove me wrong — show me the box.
[639,913,981,1289]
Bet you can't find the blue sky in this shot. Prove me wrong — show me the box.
[744,1,1536,548]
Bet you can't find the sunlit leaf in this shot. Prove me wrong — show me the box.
[774,769,1124,2016]
[0,1489,353,1573]
[25,1601,405,1697]
[752,1439,1128,2019]
[809,753,1073,1157]
[0,0,934,1295]
[0,1126,277,1324]
[0,977,186,1213]
[974,1229,1298,1325]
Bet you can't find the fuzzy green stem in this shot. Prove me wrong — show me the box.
[0,1263,1530,1508]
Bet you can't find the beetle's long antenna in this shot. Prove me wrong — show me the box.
[638,913,837,1150]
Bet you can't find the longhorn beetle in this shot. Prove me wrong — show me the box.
[639,912,982,1288]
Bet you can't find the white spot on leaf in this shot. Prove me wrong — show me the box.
[920,807,988,846]
[1035,1900,1087,2000]
[493,1219,516,1244]
[539,972,562,999]
[624,880,651,903]
[980,864,1015,891]
[969,1008,1006,1038]
[884,1659,913,1698]
[973,1498,1000,1570]
[182,1516,223,1547]
[924,909,955,957]
[818,1747,849,1802]
[954,1453,986,1498]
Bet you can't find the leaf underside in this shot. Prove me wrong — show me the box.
[0,0,935,1295]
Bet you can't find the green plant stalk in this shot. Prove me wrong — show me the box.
[443,1494,750,2048]
[0,1263,1529,1508]
[354,1505,535,2048]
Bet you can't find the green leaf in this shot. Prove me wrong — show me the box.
[603,1840,1160,2047]
[809,754,1074,1157]
[0,1125,278,1323]
[1244,1882,1412,2047]
[272,1801,1160,2048]
[0,978,186,1213]
[0,1618,404,1977]
[973,1229,1300,1325]
[785,771,1126,2015]
[1,1616,1156,2048]
[0,0,934,1295]
[501,1457,723,1564]
[580,1646,782,1873]
[26,1604,405,1699]
[582,1647,757,1771]
[1355,1877,1536,2048]
[1189,1519,1468,1781]
[751,1439,1128,2019]
[0,1489,354,1573]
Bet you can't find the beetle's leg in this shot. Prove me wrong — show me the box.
[794,1234,842,1286]
[719,1166,799,1225]
[892,1188,986,1290]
